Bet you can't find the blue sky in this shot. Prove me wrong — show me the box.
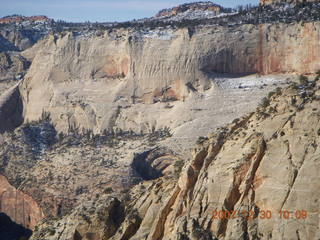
[0,0,259,22]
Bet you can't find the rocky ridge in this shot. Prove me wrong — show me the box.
[156,2,223,18]
[0,15,50,24]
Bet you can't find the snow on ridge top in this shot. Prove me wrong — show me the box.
[157,9,237,22]
[132,28,176,41]
[155,1,222,18]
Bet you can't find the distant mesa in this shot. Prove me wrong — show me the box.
[155,1,222,18]
[0,15,51,24]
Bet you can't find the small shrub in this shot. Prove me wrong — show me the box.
[19,237,28,240]
[75,186,88,195]
[291,82,299,90]
[259,97,270,109]
[103,187,113,194]
[47,227,56,236]
[80,214,91,223]
[174,160,184,176]
[196,136,208,145]
[41,110,51,122]
[299,75,308,85]
[267,91,276,99]
[232,118,239,124]
[275,87,282,95]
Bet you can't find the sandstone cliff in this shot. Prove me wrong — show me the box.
[0,175,44,230]
[19,21,320,134]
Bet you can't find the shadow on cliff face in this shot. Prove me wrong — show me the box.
[201,48,257,76]
[0,212,32,240]
[0,86,24,134]
[131,147,178,180]
[0,36,19,52]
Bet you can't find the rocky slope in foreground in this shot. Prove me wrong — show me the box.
[31,74,320,240]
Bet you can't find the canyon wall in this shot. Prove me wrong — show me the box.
[18,22,320,133]
[0,83,24,133]
[0,175,44,230]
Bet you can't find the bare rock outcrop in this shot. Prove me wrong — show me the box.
[0,175,44,230]
[156,2,222,18]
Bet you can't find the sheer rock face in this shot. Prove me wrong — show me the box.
[19,22,320,133]
[0,175,44,230]
[260,0,319,5]
[0,83,24,133]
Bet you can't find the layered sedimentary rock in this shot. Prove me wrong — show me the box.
[19,21,320,133]
[0,175,43,230]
